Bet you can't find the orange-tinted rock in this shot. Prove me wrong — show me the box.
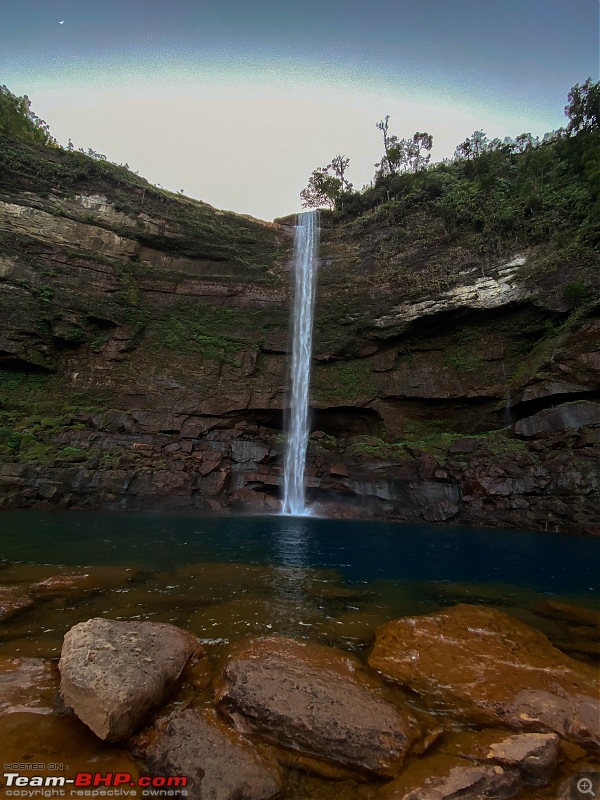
[0,585,34,621]
[534,600,600,629]
[31,574,101,597]
[139,708,283,800]
[216,636,420,778]
[59,618,200,741]
[369,605,599,751]
[559,740,588,761]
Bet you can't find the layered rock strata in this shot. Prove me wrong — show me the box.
[0,138,598,532]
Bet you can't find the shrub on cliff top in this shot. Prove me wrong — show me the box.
[0,86,56,146]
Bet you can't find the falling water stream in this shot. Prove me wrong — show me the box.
[282,210,320,516]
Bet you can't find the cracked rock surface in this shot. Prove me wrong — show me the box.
[59,617,199,740]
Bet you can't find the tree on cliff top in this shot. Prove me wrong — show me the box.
[375,117,433,177]
[301,167,341,209]
[0,86,56,146]
[329,154,353,192]
[565,78,600,134]
[301,156,353,210]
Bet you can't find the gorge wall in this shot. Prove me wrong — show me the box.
[0,136,598,533]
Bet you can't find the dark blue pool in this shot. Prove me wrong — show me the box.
[1,511,597,597]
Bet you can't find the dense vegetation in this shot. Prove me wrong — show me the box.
[0,85,57,145]
[3,79,597,277]
[303,80,600,272]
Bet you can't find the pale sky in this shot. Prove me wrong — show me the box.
[2,0,598,220]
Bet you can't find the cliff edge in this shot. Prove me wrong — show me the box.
[1,133,598,533]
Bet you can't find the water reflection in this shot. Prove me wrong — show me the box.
[0,511,597,596]
[0,513,598,666]
[270,518,314,637]
[274,518,310,571]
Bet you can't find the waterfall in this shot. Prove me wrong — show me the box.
[282,210,320,516]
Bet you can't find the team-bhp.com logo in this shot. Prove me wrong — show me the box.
[2,772,188,797]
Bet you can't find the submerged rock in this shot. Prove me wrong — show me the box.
[376,730,560,799]
[0,657,59,715]
[59,618,200,741]
[31,566,140,599]
[534,599,600,629]
[369,604,599,751]
[0,585,35,621]
[482,732,560,785]
[215,636,419,779]
[187,597,323,643]
[376,757,522,800]
[439,728,560,786]
[0,712,140,785]
[138,708,283,800]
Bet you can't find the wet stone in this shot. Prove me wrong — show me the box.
[138,708,283,800]
[377,730,561,799]
[375,755,522,800]
[0,585,35,621]
[534,600,600,629]
[230,440,269,464]
[0,657,59,715]
[438,728,560,786]
[369,604,600,751]
[484,732,560,785]
[216,636,420,779]
[31,566,141,598]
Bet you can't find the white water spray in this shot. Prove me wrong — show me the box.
[282,210,320,516]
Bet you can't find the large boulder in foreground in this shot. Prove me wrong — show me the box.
[215,637,420,779]
[59,618,199,741]
[139,708,283,800]
[369,604,599,751]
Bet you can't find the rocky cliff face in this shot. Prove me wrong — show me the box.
[0,138,598,533]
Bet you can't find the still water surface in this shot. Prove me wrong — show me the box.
[1,511,597,657]
[0,512,598,799]
[1,511,598,590]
